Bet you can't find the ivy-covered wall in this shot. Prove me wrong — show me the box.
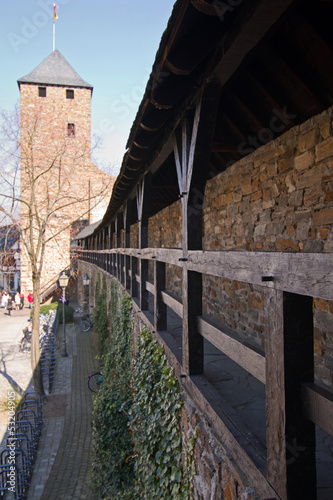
[78,262,260,499]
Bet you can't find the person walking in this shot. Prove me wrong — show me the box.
[20,292,24,309]
[6,294,13,316]
[1,291,8,309]
[15,292,21,311]
[27,292,33,309]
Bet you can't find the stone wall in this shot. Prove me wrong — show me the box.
[148,201,182,249]
[203,107,333,253]
[144,107,333,385]
[181,397,257,500]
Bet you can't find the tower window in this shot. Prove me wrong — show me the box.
[38,86,46,97]
[67,123,75,137]
[66,89,74,99]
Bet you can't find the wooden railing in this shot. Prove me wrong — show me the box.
[79,247,333,499]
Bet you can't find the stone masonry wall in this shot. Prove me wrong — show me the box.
[181,396,257,500]
[145,107,333,386]
[203,107,333,253]
[202,107,333,385]
[148,201,183,298]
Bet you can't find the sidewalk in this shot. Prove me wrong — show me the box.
[27,310,100,499]
[0,306,33,444]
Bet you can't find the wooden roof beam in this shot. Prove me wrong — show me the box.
[214,0,295,88]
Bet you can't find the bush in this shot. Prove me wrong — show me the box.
[31,302,57,319]
[39,303,58,315]
[33,302,73,323]
[57,304,74,324]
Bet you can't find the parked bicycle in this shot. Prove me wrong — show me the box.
[88,372,103,392]
[79,314,94,332]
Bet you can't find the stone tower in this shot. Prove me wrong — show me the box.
[17,50,112,298]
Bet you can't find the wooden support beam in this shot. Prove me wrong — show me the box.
[283,292,316,498]
[137,174,152,250]
[82,247,333,334]
[302,383,333,436]
[154,261,167,331]
[161,290,183,317]
[214,0,294,88]
[140,259,149,311]
[130,256,138,298]
[137,174,151,311]
[265,289,287,499]
[175,83,220,377]
[124,202,131,290]
[187,250,333,301]
[197,316,265,384]
[183,268,203,375]
[266,290,316,499]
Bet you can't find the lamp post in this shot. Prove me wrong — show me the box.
[83,274,90,315]
[59,272,69,358]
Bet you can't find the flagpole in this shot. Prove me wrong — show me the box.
[53,4,58,52]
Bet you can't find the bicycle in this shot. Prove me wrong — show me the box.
[79,314,93,332]
[88,372,103,392]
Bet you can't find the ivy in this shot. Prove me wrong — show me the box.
[91,280,195,499]
[93,274,108,356]
[127,328,192,500]
[91,291,134,499]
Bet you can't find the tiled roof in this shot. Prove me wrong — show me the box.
[17,50,93,89]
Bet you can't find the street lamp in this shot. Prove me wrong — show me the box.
[83,274,90,315]
[59,271,69,358]
[83,274,90,287]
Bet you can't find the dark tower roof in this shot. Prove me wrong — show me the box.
[17,49,93,90]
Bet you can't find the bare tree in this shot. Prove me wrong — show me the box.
[0,104,113,394]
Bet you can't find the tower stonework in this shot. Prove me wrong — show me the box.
[18,50,112,298]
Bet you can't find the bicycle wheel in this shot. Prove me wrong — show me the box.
[79,319,91,332]
[88,372,103,392]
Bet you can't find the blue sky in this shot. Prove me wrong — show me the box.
[0,0,175,175]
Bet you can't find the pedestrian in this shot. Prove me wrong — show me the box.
[6,295,13,316]
[15,292,21,311]
[65,292,70,306]
[20,292,24,309]
[1,291,8,308]
[27,292,33,309]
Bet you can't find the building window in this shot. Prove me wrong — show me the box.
[67,123,75,137]
[66,89,74,99]
[38,86,46,97]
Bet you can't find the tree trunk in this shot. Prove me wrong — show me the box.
[31,277,45,395]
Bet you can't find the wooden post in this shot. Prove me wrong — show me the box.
[110,221,115,275]
[174,82,220,375]
[116,213,122,282]
[137,174,151,311]
[124,202,131,290]
[154,260,167,331]
[266,289,287,499]
[182,267,203,374]
[266,290,316,499]
[130,256,138,298]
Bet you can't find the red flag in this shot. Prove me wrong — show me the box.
[54,4,59,21]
